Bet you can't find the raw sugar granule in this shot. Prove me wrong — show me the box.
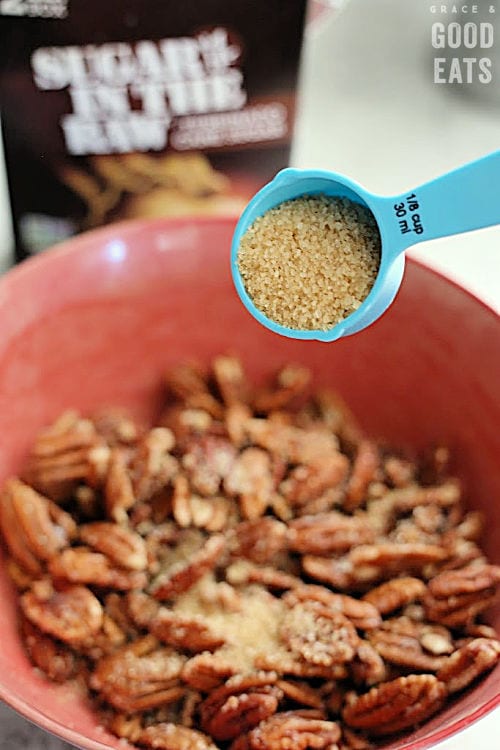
[237,194,381,331]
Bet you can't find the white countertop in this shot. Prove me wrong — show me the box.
[0,0,498,747]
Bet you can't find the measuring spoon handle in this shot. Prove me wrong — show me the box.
[378,150,500,256]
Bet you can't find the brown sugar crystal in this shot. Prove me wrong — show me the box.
[237,195,381,331]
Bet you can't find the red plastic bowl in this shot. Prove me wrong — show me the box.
[0,217,498,750]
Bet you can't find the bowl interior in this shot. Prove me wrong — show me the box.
[0,217,499,750]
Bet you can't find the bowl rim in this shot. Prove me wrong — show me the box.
[0,215,499,750]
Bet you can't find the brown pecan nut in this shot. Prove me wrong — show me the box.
[283,586,381,631]
[226,404,253,448]
[138,722,219,750]
[288,512,375,555]
[79,522,147,570]
[0,479,76,574]
[226,561,302,592]
[383,455,415,488]
[213,355,249,407]
[21,618,78,682]
[182,436,236,497]
[104,448,135,523]
[255,649,348,681]
[342,674,447,736]
[25,411,109,500]
[350,543,448,574]
[77,612,127,660]
[92,408,139,446]
[132,427,178,502]
[89,636,186,712]
[225,448,275,520]
[165,361,224,419]
[280,456,349,507]
[200,672,280,740]
[350,641,388,687]
[277,680,325,710]
[151,534,226,600]
[247,711,341,750]
[126,590,162,629]
[5,558,37,590]
[21,582,103,643]
[280,603,359,667]
[341,727,374,750]
[230,518,288,565]
[343,441,380,511]
[253,364,311,413]
[173,475,230,532]
[362,577,427,615]
[367,628,446,672]
[150,609,225,653]
[427,564,500,598]
[425,584,499,628]
[390,481,461,513]
[301,555,357,591]
[245,420,340,466]
[48,548,147,590]
[182,652,237,691]
[437,638,500,694]
[202,691,279,741]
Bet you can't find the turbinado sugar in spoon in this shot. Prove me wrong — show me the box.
[231,151,500,342]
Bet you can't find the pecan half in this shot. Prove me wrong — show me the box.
[173,475,230,532]
[150,609,225,653]
[225,448,275,520]
[428,564,500,598]
[230,518,288,565]
[165,361,224,419]
[137,723,219,750]
[226,561,302,592]
[245,421,340,466]
[277,680,324,710]
[424,564,500,627]
[350,543,447,573]
[200,672,280,741]
[0,479,76,574]
[25,411,109,500]
[151,534,226,600]
[288,512,374,555]
[182,652,237,691]
[213,355,249,407]
[280,457,349,507]
[247,711,341,750]
[89,636,186,712]
[283,586,381,631]
[182,436,236,497]
[105,448,135,523]
[280,603,359,667]
[343,441,379,512]
[367,628,446,672]
[79,522,147,570]
[92,408,139,446]
[48,548,147,590]
[21,582,103,643]
[362,577,427,615]
[343,674,447,736]
[437,638,500,693]
[21,619,78,682]
[253,364,311,413]
[132,427,178,502]
[203,691,279,741]
[350,641,388,687]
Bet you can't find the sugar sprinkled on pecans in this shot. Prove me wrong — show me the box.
[1,356,499,749]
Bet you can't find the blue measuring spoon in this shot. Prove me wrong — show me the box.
[231,151,500,342]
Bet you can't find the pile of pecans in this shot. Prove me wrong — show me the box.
[1,356,499,750]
